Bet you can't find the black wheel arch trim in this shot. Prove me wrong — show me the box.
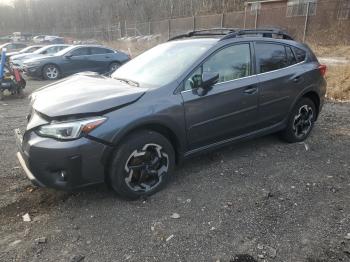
[287,86,322,122]
[101,119,185,170]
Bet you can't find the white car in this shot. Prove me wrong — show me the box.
[10,44,70,68]
[6,45,44,58]
[33,35,48,43]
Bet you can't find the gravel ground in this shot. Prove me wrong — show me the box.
[0,79,349,262]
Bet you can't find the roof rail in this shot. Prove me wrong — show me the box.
[168,28,238,41]
[220,28,293,41]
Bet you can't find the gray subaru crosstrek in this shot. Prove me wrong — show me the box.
[15,29,327,199]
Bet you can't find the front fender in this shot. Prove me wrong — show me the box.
[88,91,187,164]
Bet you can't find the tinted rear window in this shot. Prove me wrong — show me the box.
[292,47,306,62]
[286,46,297,65]
[256,43,289,73]
[90,47,114,54]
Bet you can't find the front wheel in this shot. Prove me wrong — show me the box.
[108,62,121,73]
[43,64,60,80]
[109,130,175,200]
[281,97,316,143]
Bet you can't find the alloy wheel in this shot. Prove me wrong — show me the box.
[124,143,169,193]
[292,104,314,139]
[45,66,59,79]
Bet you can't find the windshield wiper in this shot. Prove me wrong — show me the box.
[114,77,139,87]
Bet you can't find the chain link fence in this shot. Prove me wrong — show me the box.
[123,0,348,44]
[61,0,349,48]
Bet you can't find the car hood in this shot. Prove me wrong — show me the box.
[31,73,147,118]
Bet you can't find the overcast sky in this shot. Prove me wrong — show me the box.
[0,0,13,6]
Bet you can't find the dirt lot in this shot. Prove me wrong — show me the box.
[0,78,350,262]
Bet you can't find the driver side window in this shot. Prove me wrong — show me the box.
[184,44,252,91]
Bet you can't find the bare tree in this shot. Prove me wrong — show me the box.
[0,0,246,37]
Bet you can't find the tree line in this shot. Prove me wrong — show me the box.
[0,0,247,35]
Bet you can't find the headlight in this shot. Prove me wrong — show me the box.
[37,117,107,140]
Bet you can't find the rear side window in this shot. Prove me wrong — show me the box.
[90,47,114,54]
[27,46,41,52]
[256,43,289,73]
[45,47,59,54]
[292,47,307,62]
[286,46,297,65]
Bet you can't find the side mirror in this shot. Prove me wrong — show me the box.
[201,72,219,89]
[195,72,219,96]
[64,54,72,59]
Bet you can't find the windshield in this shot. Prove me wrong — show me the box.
[33,46,51,54]
[20,46,39,53]
[55,46,76,56]
[33,45,69,55]
[112,39,216,86]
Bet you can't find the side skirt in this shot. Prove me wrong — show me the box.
[183,121,286,159]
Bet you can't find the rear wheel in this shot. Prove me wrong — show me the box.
[109,130,175,200]
[281,97,316,143]
[43,64,60,80]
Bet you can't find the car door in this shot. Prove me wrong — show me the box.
[181,43,259,150]
[61,47,93,74]
[255,42,306,128]
[89,47,114,73]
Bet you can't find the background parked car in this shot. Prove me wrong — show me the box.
[10,44,71,68]
[23,45,130,80]
[42,36,65,44]
[32,35,47,43]
[0,35,12,43]
[0,42,27,53]
[6,45,44,58]
[12,32,32,42]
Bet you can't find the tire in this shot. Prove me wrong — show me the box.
[281,97,316,143]
[108,62,121,73]
[109,130,175,200]
[42,64,60,80]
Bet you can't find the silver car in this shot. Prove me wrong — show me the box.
[10,44,70,68]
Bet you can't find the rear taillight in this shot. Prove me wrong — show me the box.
[319,64,327,76]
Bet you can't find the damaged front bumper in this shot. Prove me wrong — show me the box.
[15,129,45,187]
[14,128,109,190]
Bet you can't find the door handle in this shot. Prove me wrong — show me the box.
[244,86,258,94]
[293,76,301,83]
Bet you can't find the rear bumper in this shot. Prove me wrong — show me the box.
[15,129,110,190]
